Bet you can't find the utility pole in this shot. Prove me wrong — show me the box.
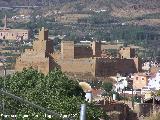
[124,88,125,104]
[80,104,86,120]
[132,87,134,110]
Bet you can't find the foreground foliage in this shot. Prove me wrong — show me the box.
[0,68,108,120]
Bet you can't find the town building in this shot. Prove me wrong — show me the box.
[150,65,160,75]
[142,62,151,71]
[133,73,150,89]
[114,78,128,92]
[15,28,142,77]
[132,70,160,91]
[147,70,160,90]
[0,15,30,41]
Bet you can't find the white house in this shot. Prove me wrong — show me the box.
[147,70,160,90]
[142,62,151,71]
[114,78,128,92]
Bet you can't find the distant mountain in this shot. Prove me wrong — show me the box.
[1,0,160,17]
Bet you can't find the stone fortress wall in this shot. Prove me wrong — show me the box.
[15,27,142,77]
[15,27,53,75]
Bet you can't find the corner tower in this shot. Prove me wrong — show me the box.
[33,27,53,54]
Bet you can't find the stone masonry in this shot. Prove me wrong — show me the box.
[15,27,142,76]
[15,27,53,75]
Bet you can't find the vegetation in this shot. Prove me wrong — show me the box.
[156,90,160,96]
[133,94,141,103]
[0,68,108,120]
[136,13,160,20]
[102,82,113,93]
[1,0,160,59]
[101,82,113,97]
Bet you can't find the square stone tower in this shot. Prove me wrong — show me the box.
[61,41,74,59]
[15,27,54,75]
[38,27,48,41]
[33,27,53,54]
[119,47,135,59]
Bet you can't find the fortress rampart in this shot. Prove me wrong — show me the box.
[15,27,142,77]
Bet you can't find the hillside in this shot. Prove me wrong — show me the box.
[0,0,160,58]
[1,0,160,18]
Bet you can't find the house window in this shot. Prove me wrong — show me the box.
[1,33,2,36]
[142,78,144,80]
[136,77,138,80]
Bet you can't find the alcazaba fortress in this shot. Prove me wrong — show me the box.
[15,27,142,77]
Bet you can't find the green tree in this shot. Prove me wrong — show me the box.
[102,82,113,93]
[102,82,113,96]
[0,68,108,120]
[156,90,160,96]
[133,95,141,103]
